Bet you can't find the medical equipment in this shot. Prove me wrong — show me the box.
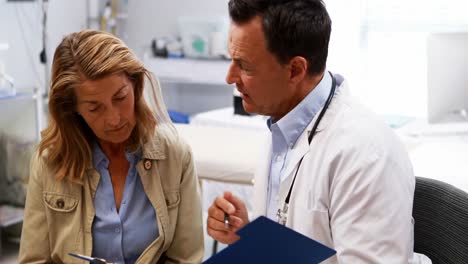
[427,32,468,123]
[0,72,14,95]
[277,72,337,225]
[0,43,15,97]
[100,0,118,35]
[177,16,229,59]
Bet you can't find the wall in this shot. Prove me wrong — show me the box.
[0,0,89,139]
[4,0,448,130]
[122,0,232,115]
[123,0,229,58]
[0,0,44,91]
[1,0,232,137]
[0,0,44,140]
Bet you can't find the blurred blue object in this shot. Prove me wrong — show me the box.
[382,115,413,129]
[168,110,190,124]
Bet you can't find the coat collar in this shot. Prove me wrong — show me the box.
[279,81,349,196]
[312,74,346,135]
[140,125,168,161]
[253,80,350,218]
[279,79,348,184]
[86,125,169,170]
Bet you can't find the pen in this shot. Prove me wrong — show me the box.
[224,212,230,228]
[69,253,109,264]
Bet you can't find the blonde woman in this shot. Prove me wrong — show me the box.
[19,30,203,264]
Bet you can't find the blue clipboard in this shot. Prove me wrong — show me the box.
[204,216,336,264]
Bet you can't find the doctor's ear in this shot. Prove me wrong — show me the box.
[287,56,308,84]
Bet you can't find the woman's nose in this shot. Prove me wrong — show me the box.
[105,108,120,127]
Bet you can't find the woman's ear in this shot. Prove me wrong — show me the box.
[288,56,308,85]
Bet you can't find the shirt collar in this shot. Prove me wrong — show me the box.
[267,71,332,148]
[92,143,108,169]
[88,124,172,171]
[92,142,141,169]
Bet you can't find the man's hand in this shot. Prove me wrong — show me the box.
[207,191,249,244]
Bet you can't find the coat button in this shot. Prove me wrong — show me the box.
[56,199,65,209]
[144,159,152,170]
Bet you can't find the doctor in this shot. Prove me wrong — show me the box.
[207,0,431,263]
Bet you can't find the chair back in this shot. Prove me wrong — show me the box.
[413,177,468,264]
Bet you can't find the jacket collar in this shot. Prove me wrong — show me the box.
[140,125,168,160]
[86,124,169,171]
[279,80,349,192]
[267,72,333,148]
[309,75,347,135]
[254,79,350,218]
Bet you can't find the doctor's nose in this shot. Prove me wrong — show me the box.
[226,62,240,85]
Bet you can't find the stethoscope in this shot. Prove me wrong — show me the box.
[277,71,337,225]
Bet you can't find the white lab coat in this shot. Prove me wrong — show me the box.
[252,80,430,263]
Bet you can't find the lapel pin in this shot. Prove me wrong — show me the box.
[144,159,152,170]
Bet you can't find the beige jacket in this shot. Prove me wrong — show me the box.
[19,125,204,264]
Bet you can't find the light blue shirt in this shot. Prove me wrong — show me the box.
[266,72,333,220]
[92,144,159,264]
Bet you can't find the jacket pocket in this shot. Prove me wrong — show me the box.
[290,204,333,246]
[42,192,81,259]
[43,192,78,212]
[164,191,180,209]
[162,190,181,243]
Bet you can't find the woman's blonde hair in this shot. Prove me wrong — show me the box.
[39,30,172,183]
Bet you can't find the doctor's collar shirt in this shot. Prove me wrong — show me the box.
[266,71,333,220]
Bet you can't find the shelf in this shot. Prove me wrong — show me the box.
[0,92,35,102]
[0,90,45,141]
[144,57,232,86]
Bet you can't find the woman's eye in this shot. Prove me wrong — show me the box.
[115,96,126,101]
[89,106,100,112]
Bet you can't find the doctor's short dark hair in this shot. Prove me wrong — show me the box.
[228,0,331,76]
